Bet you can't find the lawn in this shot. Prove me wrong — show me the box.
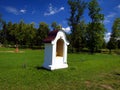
[0,47,120,90]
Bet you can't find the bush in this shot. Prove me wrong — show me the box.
[114,49,120,55]
[31,46,44,49]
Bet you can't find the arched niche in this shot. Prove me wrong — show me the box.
[56,39,64,57]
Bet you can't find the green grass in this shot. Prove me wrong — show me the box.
[0,47,120,90]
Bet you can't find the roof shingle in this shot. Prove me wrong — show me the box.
[43,30,59,43]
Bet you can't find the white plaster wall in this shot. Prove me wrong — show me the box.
[63,43,67,63]
[43,44,52,69]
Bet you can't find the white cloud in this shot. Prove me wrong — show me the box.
[62,27,71,33]
[20,9,26,13]
[59,7,64,11]
[4,6,27,15]
[104,32,111,42]
[104,19,110,23]
[104,5,120,24]
[5,6,19,15]
[104,12,116,24]
[44,3,64,16]
[117,4,120,9]
[107,13,116,18]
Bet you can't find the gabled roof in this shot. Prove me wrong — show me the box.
[43,30,59,43]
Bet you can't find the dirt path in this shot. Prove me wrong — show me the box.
[0,51,24,53]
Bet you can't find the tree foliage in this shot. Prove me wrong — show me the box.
[0,14,5,30]
[0,14,5,44]
[87,0,105,53]
[107,17,120,51]
[68,0,86,52]
[51,22,61,30]
[0,20,50,48]
[36,22,50,47]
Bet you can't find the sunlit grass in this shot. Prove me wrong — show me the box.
[0,47,120,90]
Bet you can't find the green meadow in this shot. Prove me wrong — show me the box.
[0,47,120,90]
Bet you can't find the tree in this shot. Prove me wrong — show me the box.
[8,23,19,45]
[16,20,36,48]
[10,20,26,47]
[0,14,4,30]
[4,20,37,48]
[68,0,86,52]
[107,17,120,52]
[36,22,50,47]
[51,21,61,30]
[3,22,13,45]
[4,21,25,46]
[0,14,6,44]
[118,40,120,49]
[24,23,36,47]
[87,0,105,53]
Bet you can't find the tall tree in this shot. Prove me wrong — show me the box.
[0,14,4,30]
[16,20,36,47]
[107,17,120,51]
[4,22,12,45]
[16,20,25,45]
[36,22,50,47]
[68,0,86,52]
[8,22,19,45]
[0,24,6,44]
[87,0,105,53]
[0,14,6,44]
[24,23,36,47]
[6,20,37,48]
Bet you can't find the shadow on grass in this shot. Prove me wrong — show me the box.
[35,66,51,71]
[114,72,120,76]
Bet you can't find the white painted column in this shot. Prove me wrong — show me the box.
[52,44,56,66]
[63,43,67,64]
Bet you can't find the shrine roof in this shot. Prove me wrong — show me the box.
[43,30,59,43]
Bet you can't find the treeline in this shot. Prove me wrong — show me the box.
[0,0,120,53]
[0,20,62,48]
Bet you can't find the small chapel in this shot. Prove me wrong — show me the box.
[43,30,69,70]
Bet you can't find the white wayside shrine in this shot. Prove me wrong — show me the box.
[43,30,69,70]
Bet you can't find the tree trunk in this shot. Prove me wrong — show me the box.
[109,49,111,54]
[15,44,19,53]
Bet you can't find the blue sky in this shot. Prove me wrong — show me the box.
[0,0,120,41]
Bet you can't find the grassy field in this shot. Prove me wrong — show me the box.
[0,47,120,90]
